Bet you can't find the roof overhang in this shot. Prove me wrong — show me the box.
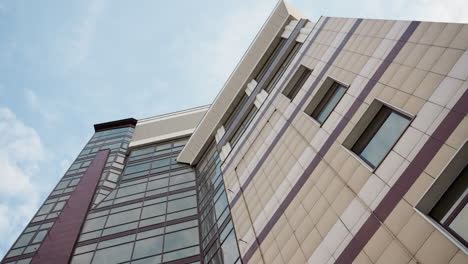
[94,118,138,132]
[177,0,305,165]
[130,105,209,149]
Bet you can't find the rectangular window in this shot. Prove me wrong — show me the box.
[255,38,287,82]
[283,66,312,100]
[264,42,302,93]
[311,82,347,124]
[429,165,467,246]
[351,106,410,168]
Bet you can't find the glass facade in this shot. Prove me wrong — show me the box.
[3,126,134,264]
[196,141,241,264]
[2,123,242,264]
[71,137,201,264]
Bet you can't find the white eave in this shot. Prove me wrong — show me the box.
[177,0,305,165]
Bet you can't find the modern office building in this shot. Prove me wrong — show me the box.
[2,1,468,263]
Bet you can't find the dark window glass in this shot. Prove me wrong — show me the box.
[220,231,240,264]
[430,165,468,245]
[133,236,163,259]
[124,162,151,175]
[264,42,302,93]
[230,106,259,148]
[284,67,312,100]
[352,106,410,168]
[31,230,47,244]
[13,233,34,248]
[214,193,228,219]
[167,196,197,213]
[311,83,347,124]
[163,246,199,262]
[105,208,141,227]
[70,252,93,264]
[255,38,287,82]
[224,93,249,132]
[141,203,167,219]
[163,228,199,252]
[91,242,133,264]
[152,158,171,168]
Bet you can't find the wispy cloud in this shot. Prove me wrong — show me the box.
[0,108,44,258]
[69,0,107,67]
[182,0,274,101]
[25,89,59,122]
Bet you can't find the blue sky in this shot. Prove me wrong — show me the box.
[0,0,466,258]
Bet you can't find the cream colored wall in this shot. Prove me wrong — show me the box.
[222,17,468,264]
[130,106,208,149]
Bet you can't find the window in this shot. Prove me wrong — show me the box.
[417,142,468,249]
[223,93,249,132]
[255,38,287,82]
[430,165,467,246]
[229,106,259,148]
[349,106,410,168]
[311,82,347,124]
[283,66,312,100]
[264,42,302,93]
[133,236,163,259]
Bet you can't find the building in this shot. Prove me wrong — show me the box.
[2,1,468,263]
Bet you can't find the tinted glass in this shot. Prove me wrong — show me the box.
[315,84,346,124]
[91,243,133,264]
[133,236,163,259]
[163,228,199,251]
[359,111,410,167]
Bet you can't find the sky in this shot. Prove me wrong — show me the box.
[0,0,467,259]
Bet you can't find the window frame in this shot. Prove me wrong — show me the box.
[350,105,411,169]
[310,82,348,125]
[341,100,413,171]
[416,141,468,251]
[282,65,312,101]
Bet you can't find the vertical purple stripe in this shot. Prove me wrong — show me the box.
[30,150,109,264]
[241,18,363,262]
[336,89,468,264]
[222,17,329,175]
[243,20,421,263]
[217,19,308,150]
[228,17,333,207]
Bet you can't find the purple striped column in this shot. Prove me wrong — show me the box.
[30,149,110,264]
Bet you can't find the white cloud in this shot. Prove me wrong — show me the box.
[413,0,468,22]
[183,0,274,100]
[0,108,44,258]
[293,0,468,23]
[69,0,107,67]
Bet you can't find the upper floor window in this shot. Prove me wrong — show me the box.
[351,106,411,168]
[416,141,468,249]
[283,66,312,101]
[264,42,302,93]
[430,164,467,246]
[229,106,259,148]
[223,93,249,132]
[255,38,287,83]
[310,82,347,124]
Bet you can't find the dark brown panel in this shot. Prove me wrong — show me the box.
[29,150,110,264]
[93,118,137,132]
